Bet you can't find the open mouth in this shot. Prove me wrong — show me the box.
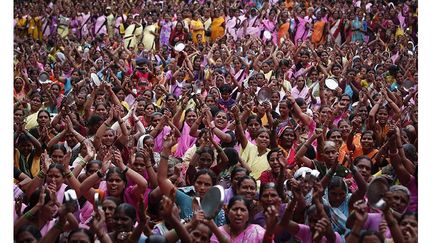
[110,186,118,194]
[234,218,244,224]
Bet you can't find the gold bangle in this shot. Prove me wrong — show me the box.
[78,160,87,167]
[65,171,73,178]
[24,211,34,219]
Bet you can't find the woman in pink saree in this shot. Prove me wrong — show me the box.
[262,9,278,45]
[208,195,275,242]
[173,108,198,158]
[294,9,312,45]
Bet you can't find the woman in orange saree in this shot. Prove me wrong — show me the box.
[277,10,291,45]
[311,12,327,47]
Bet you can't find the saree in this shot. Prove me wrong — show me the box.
[123,23,143,49]
[330,18,343,45]
[210,224,266,243]
[191,19,205,43]
[351,18,364,43]
[28,16,43,40]
[311,19,326,46]
[14,149,40,178]
[278,22,290,44]
[159,20,172,46]
[78,12,91,38]
[174,123,197,158]
[142,24,158,50]
[94,15,107,36]
[323,186,352,236]
[57,15,70,38]
[294,16,311,45]
[210,16,225,42]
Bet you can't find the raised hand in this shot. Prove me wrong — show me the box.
[83,140,95,160]
[312,181,324,202]
[107,107,114,123]
[65,115,75,132]
[313,127,323,139]
[313,217,331,241]
[62,151,72,171]
[189,209,205,228]
[289,178,302,200]
[101,152,112,174]
[15,195,23,217]
[160,195,174,218]
[40,150,52,174]
[91,207,106,232]
[265,205,279,230]
[36,185,47,207]
[162,133,177,150]
[112,150,125,168]
[230,105,241,120]
[352,200,368,225]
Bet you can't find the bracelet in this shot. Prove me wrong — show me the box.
[65,171,73,179]
[23,211,34,220]
[104,122,110,127]
[78,160,87,167]
[145,164,153,168]
[122,166,129,174]
[37,171,46,179]
[97,170,105,178]
[119,120,124,124]
[160,154,169,160]
[211,126,216,131]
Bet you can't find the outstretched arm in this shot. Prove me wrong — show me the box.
[157,133,178,196]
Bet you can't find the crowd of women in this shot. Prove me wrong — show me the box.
[13,0,418,242]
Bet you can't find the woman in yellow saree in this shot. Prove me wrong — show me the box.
[190,12,205,44]
[210,9,225,42]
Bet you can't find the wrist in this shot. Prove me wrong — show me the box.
[160,153,170,160]
[145,163,153,168]
[64,171,73,178]
[97,170,105,178]
[37,170,46,179]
